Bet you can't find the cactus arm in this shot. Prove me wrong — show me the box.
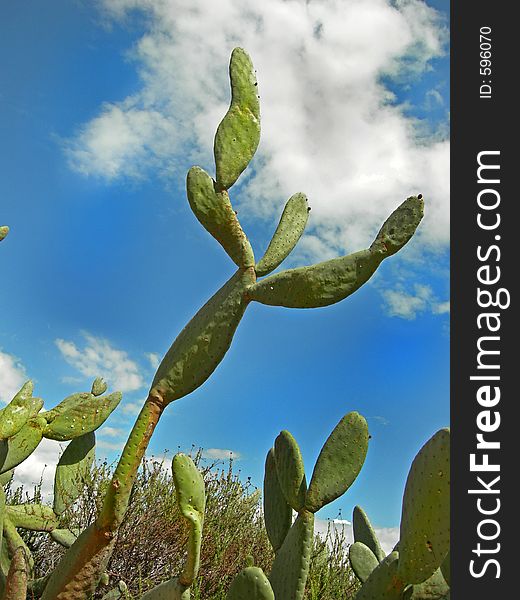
[40,522,116,600]
[0,226,9,242]
[305,412,369,513]
[2,517,34,575]
[352,506,386,563]
[214,48,260,191]
[2,546,28,600]
[42,392,122,442]
[397,428,450,584]
[349,542,379,583]
[0,382,44,440]
[255,193,310,277]
[0,417,46,475]
[51,529,80,549]
[273,430,307,512]
[54,432,96,516]
[150,267,255,405]
[227,566,275,600]
[404,568,450,600]
[354,551,405,600]
[5,505,58,531]
[171,453,205,587]
[249,196,424,308]
[140,577,190,599]
[186,166,254,268]
[268,510,314,600]
[440,552,450,587]
[263,447,292,552]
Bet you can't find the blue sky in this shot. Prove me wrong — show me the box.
[0,0,449,533]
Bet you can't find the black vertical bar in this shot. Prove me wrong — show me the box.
[452,2,515,597]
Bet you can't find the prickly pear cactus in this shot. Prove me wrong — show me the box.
[2,47,426,600]
[352,429,450,600]
[265,411,369,600]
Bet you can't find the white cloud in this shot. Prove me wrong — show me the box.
[315,517,399,555]
[67,0,449,261]
[121,400,143,415]
[0,350,27,405]
[55,332,144,393]
[203,448,241,460]
[11,439,62,499]
[145,352,161,370]
[99,426,126,438]
[382,283,449,319]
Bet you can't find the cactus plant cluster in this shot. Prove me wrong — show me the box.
[224,411,369,600]
[0,379,121,597]
[350,429,450,600]
[0,47,440,599]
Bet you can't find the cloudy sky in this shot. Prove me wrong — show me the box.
[0,0,449,536]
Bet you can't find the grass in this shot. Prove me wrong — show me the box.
[10,450,359,599]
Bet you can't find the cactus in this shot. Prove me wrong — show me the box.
[352,429,450,600]
[139,453,205,600]
[0,381,120,597]
[2,47,426,599]
[0,226,8,242]
[263,411,369,600]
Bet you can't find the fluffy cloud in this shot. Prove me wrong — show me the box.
[382,283,449,319]
[55,332,144,392]
[203,448,241,460]
[11,439,62,498]
[0,350,27,404]
[315,517,399,555]
[67,0,449,261]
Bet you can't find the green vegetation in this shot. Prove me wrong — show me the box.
[0,47,447,599]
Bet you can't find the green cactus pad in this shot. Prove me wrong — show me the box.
[402,568,450,600]
[0,226,9,242]
[42,391,122,442]
[0,381,43,440]
[172,453,205,520]
[0,416,46,474]
[274,430,307,512]
[54,432,96,516]
[51,529,80,549]
[249,197,424,309]
[353,506,386,562]
[5,504,58,531]
[214,48,260,190]
[305,412,368,513]
[263,447,292,552]
[370,196,424,257]
[227,567,274,600]
[41,523,116,600]
[350,542,379,583]
[398,428,450,584]
[187,166,255,268]
[91,378,108,397]
[354,551,405,600]
[0,470,13,487]
[269,510,314,600]
[3,546,28,600]
[249,249,382,308]
[140,577,190,600]
[172,453,205,586]
[440,552,450,587]
[151,268,254,404]
[255,193,309,277]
